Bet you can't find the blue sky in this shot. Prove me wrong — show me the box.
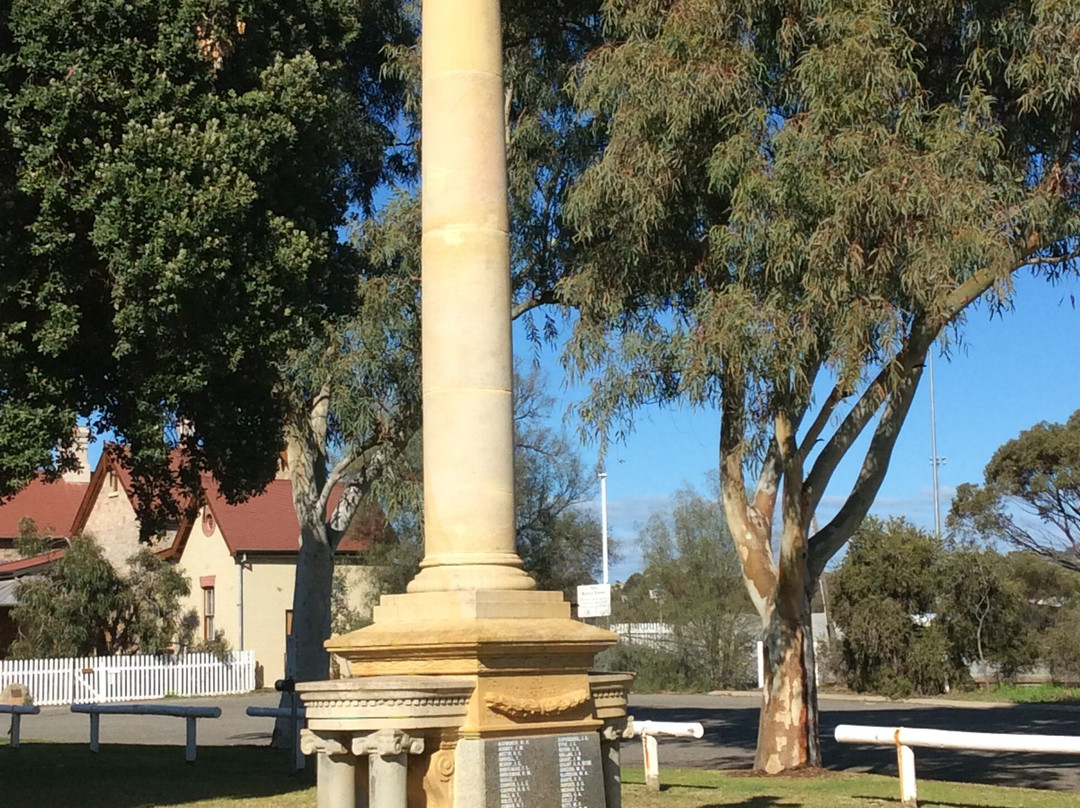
[515,271,1080,582]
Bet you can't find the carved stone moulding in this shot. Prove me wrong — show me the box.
[297,675,475,732]
[588,672,635,722]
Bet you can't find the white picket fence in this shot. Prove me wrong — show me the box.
[0,651,255,706]
[610,622,675,649]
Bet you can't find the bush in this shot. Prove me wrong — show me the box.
[1042,607,1080,685]
[594,638,756,693]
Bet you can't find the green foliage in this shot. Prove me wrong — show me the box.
[594,643,726,694]
[119,549,192,655]
[832,518,1048,696]
[10,537,125,658]
[1041,607,1080,685]
[609,481,756,690]
[831,518,962,696]
[13,516,48,558]
[560,0,1080,612]
[10,536,189,658]
[939,547,1039,679]
[514,366,605,595]
[951,409,1080,572]
[0,0,406,520]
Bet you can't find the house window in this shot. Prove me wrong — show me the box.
[203,586,215,641]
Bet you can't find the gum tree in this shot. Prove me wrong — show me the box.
[951,408,1080,573]
[563,0,1080,771]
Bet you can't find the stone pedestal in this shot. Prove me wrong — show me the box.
[298,677,474,808]
[325,593,617,807]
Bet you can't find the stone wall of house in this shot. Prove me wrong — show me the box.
[82,473,141,571]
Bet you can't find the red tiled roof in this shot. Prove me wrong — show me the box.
[0,549,65,577]
[202,477,375,555]
[0,476,88,539]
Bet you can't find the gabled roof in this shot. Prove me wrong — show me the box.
[0,444,383,566]
[190,476,378,556]
[0,476,88,540]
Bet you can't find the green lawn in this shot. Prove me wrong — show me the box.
[0,742,1075,808]
[621,767,1078,808]
[947,683,1080,705]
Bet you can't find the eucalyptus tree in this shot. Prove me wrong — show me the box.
[951,408,1080,573]
[562,0,1080,771]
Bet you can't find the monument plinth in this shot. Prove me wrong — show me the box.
[313,0,621,803]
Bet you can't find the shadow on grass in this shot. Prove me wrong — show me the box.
[695,800,796,808]
[0,743,314,808]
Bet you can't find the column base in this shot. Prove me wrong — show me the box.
[406,554,537,593]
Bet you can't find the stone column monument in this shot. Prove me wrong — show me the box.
[307,0,621,805]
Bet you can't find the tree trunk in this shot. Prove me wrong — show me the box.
[755,414,821,772]
[272,520,334,746]
[755,589,821,772]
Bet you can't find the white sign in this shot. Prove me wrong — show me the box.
[576,584,611,618]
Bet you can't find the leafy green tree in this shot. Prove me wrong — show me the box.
[616,481,755,690]
[514,367,605,595]
[939,546,1037,680]
[832,518,961,696]
[11,537,190,658]
[832,518,1037,696]
[561,0,1080,769]
[951,409,1080,572]
[0,0,405,520]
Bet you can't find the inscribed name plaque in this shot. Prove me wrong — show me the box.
[483,732,605,808]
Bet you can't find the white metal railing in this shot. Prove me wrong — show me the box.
[0,651,255,706]
[633,719,705,792]
[835,724,1080,808]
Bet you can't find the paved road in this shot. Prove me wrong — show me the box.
[12,690,1080,792]
[622,692,1080,792]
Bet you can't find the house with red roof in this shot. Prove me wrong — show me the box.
[0,441,379,684]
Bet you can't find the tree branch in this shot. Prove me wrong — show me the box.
[807,354,927,578]
[511,288,559,319]
[719,367,777,620]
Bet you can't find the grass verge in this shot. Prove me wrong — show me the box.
[949,683,1080,705]
[621,767,1078,807]
[1,742,1076,807]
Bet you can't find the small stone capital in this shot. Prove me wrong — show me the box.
[299,729,349,756]
[352,728,425,758]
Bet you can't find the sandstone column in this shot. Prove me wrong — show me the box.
[407,0,533,594]
[326,2,619,800]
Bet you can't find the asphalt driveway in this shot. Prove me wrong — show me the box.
[9,690,1080,792]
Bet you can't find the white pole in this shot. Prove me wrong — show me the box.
[756,641,765,690]
[835,724,1080,754]
[599,471,609,585]
[236,553,245,652]
[897,742,917,808]
[929,352,942,539]
[634,720,704,739]
[643,734,660,792]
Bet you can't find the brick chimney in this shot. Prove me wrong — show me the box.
[62,426,92,484]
